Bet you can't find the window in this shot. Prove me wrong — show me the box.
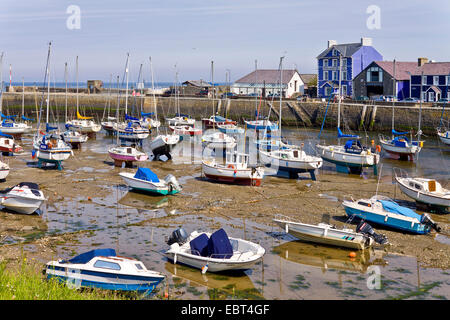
[367,67,383,82]
[342,58,347,67]
[94,260,121,270]
[324,71,328,80]
[342,85,347,95]
[433,76,439,86]
[447,76,450,85]
[422,76,427,85]
[323,59,328,68]
[422,92,427,102]
[342,71,347,81]
[332,49,336,56]
[332,71,337,80]
[332,59,337,67]
[324,86,332,96]
[135,263,144,270]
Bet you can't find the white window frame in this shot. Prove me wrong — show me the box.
[332,71,337,80]
[433,76,439,86]
[447,75,450,85]
[332,59,337,67]
[323,59,328,68]
[324,70,328,80]
[422,75,427,85]
[342,71,347,81]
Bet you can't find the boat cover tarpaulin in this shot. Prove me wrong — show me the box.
[46,123,58,132]
[378,200,422,222]
[392,129,409,135]
[64,248,117,264]
[22,115,34,121]
[338,127,359,139]
[141,112,154,117]
[190,233,210,256]
[125,114,139,121]
[134,167,160,183]
[207,229,233,259]
[0,131,13,139]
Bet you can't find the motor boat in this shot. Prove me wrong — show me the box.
[0,182,46,214]
[108,145,148,166]
[0,161,9,180]
[342,195,441,234]
[119,167,182,196]
[165,228,265,273]
[61,129,88,148]
[394,169,450,209]
[273,214,388,250]
[202,131,236,150]
[202,152,264,186]
[217,123,245,135]
[166,113,195,126]
[244,119,279,131]
[45,248,165,296]
[0,131,22,154]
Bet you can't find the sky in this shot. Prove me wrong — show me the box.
[1,0,449,84]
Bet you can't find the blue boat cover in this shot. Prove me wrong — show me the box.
[1,113,16,119]
[175,113,190,118]
[1,120,13,127]
[190,233,210,256]
[0,131,13,139]
[125,114,139,121]
[337,127,359,139]
[207,228,233,259]
[141,112,154,117]
[22,115,34,121]
[46,123,58,132]
[378,200,422,222]
[392,129,409,135]
[134,167,160,183]
[214,115,227,122]
[393,136,409,148]
[64,248,117,264]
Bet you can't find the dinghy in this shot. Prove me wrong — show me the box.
[394,170,450,209]
[273,214,388,250]
[0,182,46,214]
[165,228,265,273]
[0,131,22,154]
[149,134,180,161]
[45,248,165,295]
[119,167,182,195]
[202,131,236,150]
[202,152,264,186]
[217,123,245,135]
[342,195,441,234]
[0,161,9,180]
[244,119,279,132]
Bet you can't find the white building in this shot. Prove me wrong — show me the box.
[231,69,304,98]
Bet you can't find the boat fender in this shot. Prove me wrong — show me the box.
[285,223,289,233]
[47,142,53,149]
[227,164,236,169]
[174,253,177,264]
[376,145,381,153]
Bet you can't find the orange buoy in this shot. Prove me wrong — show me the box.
[87,197,92,201]
[349,252,357,258]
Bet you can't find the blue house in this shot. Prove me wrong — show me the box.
[410,58,450,102]
[317,38,383,99]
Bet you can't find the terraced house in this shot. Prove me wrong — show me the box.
[410,58,450,102]
[317,38,383,99]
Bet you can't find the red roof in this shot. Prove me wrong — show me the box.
[234,69,298,85]
[412,62,450,76]
[373,61,418,80]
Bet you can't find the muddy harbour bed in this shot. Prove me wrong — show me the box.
[0,127,449,300]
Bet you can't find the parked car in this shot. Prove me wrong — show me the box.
[296,94,308,101]
[356,96,369,101]
[438,98,450,103]
[220,92,237,98]
[385,95,397,102]
[402,97,419,102]
[267,93,280,98]
[196,89,209,96]
[247,93,260,97]
[372,95,386,101]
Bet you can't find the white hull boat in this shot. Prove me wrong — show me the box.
[62,130,88,144]
[165,228,265,273]
[273,214,388,250]
[166,115,195,126]
[0,121,32,135]
[315,144,379,168]
[45,248,165,295]
[66,119,101,134]
[0,182,46,214]
[149,134,180,160]
[119,168,182,195]
[437,129,450,145]
[394,172,450,209]
[0,161,9,180]
[202,152,264,186]
[379,134,422,160]
[108,146,148,163]
[202,131,236,150]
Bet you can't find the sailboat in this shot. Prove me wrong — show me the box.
[437,93,450,145]
[65,56,101,135]
[139,57,161,130]
[101,74,116,134]
[379,61,423,160]
[244,61,279,132]
[259,57,323,180]
[61,62,88,148]
[0,54,31,136]
[0,53,11,180]
[112,55,150,142]
[108,56,148,167]
[33,42,73,171]
[167,68,201,136]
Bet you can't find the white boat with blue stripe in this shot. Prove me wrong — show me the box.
[45,248,165,295]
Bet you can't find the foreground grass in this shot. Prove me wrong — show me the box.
[0,260,127,300]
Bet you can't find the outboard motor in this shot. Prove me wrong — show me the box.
[421,213,441,232]
[356,220,389,245]
[164,174,182,192]
[167,228,188,246]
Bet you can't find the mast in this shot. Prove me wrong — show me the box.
[279,56,284,140]
[149,56,158,134]
[76,55,79,116]
[211,60,215,129]
[337,53,342,130]
[116,75,120,146]
[137,63,143,117]
[255,59,258,119]
[392,59,396,135]
[0,52,3,115]
[36,42,52,136]
[46,55,51,124]
[22,76,25,117]
[418,70,423,141]
[108,73,112,119]
[64,62,68,122]
[125,53,130,116]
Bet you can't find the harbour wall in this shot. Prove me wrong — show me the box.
[1,92,448,135]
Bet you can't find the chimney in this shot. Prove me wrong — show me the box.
[418,57,428,67]
[327,40,337,48]
[361,37,372,46]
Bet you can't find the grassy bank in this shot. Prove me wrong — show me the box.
[0,258,127,300]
